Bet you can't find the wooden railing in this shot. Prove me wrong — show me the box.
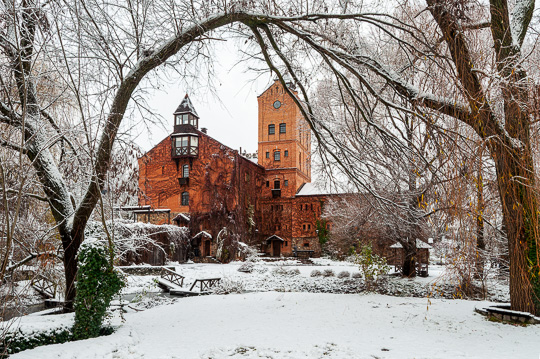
[189,278,221,292]
[31,274,57,299]
[160,267,185,287]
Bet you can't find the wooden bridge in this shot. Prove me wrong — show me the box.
[31,274,57,299]
[157,267,221,297]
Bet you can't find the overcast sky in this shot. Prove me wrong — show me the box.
[131,39,274,155]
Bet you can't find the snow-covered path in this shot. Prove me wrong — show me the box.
[11,292,539,359]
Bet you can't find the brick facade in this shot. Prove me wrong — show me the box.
[138,82,331,259]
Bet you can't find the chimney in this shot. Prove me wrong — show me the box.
[201,127,207,134]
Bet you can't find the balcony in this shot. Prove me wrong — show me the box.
[172,146,198,158]
[178,177,189,185]
[271,189,281,198]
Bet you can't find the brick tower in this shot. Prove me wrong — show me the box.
[257,79,311,199]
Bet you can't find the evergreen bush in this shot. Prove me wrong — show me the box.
[72,239,125,340]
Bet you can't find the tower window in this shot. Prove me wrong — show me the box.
[266,152,270,158]
[181,191,189,206]
[279,123,286,133]
[182,164,189,178]
[274,180,280,189]
[274,151,281,161]
[268,124,275,135]
[284,150,288,157]
[266,181,269,187]
[284,180,289,187]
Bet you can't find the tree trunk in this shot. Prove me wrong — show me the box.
[493,144,540,314]
[402,241,416,277]
[58,225,85,310]
[475,149,485,280]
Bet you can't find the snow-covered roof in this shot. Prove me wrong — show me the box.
[390,239,432,249]
[171,132,199,137]
[266,235,285,242]
[193,231,212,239]
[174,94,199,117]
[296,183,345,196]
[173,213,190,222]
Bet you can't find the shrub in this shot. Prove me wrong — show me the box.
[73,239,125,340]
[289,268,301,276]
[322,269,335,277]
[354,243,390,281]
[238,262,255,273]
[337,270,350,279]
[272,267,289,276]
[310,269,322,277]
[351,272,363,279]
[0,325,114,358]
[213,277,245,294]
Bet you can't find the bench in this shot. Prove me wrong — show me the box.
[293,250,314,259]
[416,263,429,277]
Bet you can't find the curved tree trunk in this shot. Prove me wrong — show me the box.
[493,144,540,314]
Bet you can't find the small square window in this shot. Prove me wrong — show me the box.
[268,124,275,135]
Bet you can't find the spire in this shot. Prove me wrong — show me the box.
[174,94,199,118]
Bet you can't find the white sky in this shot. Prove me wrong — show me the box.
[132,40,273,155]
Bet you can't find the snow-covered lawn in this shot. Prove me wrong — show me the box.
[10,292,539,359]
[4,259,525,358]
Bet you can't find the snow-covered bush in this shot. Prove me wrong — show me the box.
[73,239,125,340]
[238,262,255,273]
[338,270,350,279]
[352,272,363,279]
[354,243,389,281]
[311,269,322,277]
[289,268,301,276]
[272,267,289,276]
[0,325,73,357]
[213,277,245,294]
[323,269,335,277]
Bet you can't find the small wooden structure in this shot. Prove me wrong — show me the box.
[389,239,432,277]
[31,274,57,299]
[157,267,185,291]
[265,235,285,257]
[157,267,221,297]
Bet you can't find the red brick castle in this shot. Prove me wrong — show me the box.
[137,79,331,259]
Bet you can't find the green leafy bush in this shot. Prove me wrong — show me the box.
[1,326,71,358]
[72,239,125,340]
[354,243,390,281]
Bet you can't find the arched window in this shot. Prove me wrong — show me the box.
[181,191,189,206]
[182,164,189,178]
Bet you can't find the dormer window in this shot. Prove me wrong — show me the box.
[175,113,198,127]
[173,94,200,132]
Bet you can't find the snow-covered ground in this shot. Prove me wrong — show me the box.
[5,259,530,358]
[121,260,509,302]
[9,292,539,359]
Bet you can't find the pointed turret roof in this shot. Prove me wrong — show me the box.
[174,94,199,117]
